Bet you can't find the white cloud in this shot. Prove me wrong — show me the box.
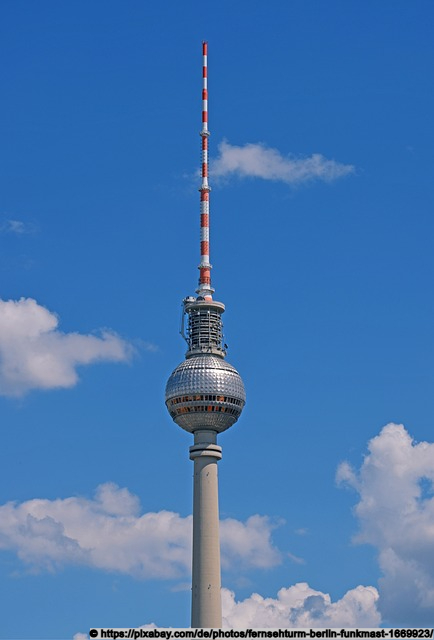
[2,482,381,629]
[0,483,281,578]
[220,515,282,569]
[0,298,134,396]
[211,141,354,185]
[287,551,305,565]
[337,423,434,625]
[77,581,380,630]
[0,219,35,234]
[222,583,380,628]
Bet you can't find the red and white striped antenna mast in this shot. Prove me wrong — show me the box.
[197,41,213,300]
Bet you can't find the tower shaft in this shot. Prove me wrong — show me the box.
[190,430,222,628]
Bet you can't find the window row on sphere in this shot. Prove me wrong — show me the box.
[169,394,243,406]
[170,404,240,417]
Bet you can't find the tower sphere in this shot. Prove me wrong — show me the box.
[165,355,246,433]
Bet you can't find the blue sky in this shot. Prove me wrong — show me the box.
[1,0,434,636]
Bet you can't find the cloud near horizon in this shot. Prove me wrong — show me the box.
[210,141,354,185]
[75,583,380,633]
[0,482,281,579]
[14,424,434,630]
[222,583,380,628]
[337,423,434,625]
[0,298,135,396]
[2,481,381,630]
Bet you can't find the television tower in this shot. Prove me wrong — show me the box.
[165,42,246,628]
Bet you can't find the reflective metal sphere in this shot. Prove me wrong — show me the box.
[165,355,246,433]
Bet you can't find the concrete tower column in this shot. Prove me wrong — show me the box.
[189,429,223,628]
